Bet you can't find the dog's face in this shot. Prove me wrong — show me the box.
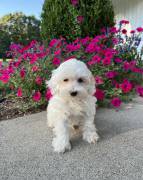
[47,59,95,99]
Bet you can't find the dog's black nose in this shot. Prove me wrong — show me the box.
[70,91,78,96]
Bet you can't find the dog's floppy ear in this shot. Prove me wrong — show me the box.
[46,69,59,95]
[88,73,96,95]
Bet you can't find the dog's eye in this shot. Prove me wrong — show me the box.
[63,78,69,82]
[78,78,84,83]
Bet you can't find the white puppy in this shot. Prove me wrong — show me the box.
[47,58,99,153]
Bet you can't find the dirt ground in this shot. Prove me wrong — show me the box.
[0,98,47,121]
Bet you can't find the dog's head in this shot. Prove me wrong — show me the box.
[47,59,95,99]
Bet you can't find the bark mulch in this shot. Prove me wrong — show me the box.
[0,98,47,121]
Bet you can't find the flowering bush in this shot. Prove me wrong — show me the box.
[0,21,143,110]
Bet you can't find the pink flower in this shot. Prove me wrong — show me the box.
[14,61,21,68]
[123,62,131,71]
[77,16,84,23]
[112,80,120,89]
[112,38,119,45]
[29,40,37,47]
[124,20,129,24]
[32,65,39,72]
[0,73,10,84]
[85,43,94,53]
[110,27,118,33]
[10,43,21,51]
[87,60,95,66]
[39,45,44,52]
[45,89,53,100]
[73,38,80,44]
[22,53,29,60]
[35,76,42,85]
[105,71,117,79]
[104,50,114,58]
[111,97,122,108]
[85,43,100,53]
[120,79,132,93]
[94,88,105,101]
[130,60,136,69]
[115,83,120,89]
[49,39,59,47]
[20,46,30,53]
[132,67,142,74]
[66,44,80,52]
[120,20,129,24]
[114,58,122,63]
[92,55,101,63]
[122,29,127,34]
[33,91,41,102]
[20,68,26,78]
[136,86,143,96]
[53,57,60,65]
[7,66,14,74]
[56,42,62,49]
[54,49,61,56]
[92,36,101,43]
[88,55,101,65]
[17,87,22,97]
[95,76,104,85]
[80,37,90,45]
[102,57,111,66]
[30,54,38,64]
[130,30,135,34]
[93,45,101,52]
[123,61,136,71]
[37,52,46,58]
[71,0,78,6]
[136,27,143,32]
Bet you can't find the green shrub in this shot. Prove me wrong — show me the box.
[41,0,115,42]
[0,29,10,59]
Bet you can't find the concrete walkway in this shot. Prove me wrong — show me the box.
[0,97,143,180]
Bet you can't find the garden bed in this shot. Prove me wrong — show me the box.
[1,21,143,119]
[0,97,46,121]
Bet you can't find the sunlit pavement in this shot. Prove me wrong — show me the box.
[0,97,143,180]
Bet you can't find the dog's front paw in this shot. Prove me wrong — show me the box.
[83,131,99,144]
[52,138,71,153]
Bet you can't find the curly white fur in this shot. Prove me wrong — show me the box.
[47,59,99,153]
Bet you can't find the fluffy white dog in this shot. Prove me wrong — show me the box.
[47,58,99,153]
